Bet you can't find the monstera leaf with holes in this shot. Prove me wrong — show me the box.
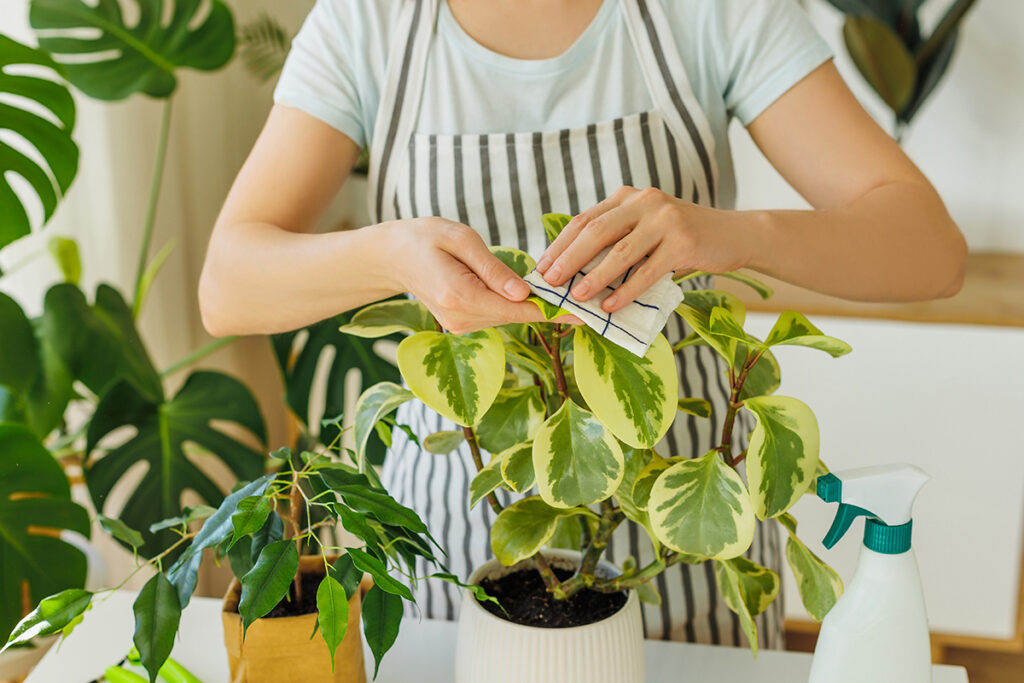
[85,370,267,558]
[0,424,90,642]
[29,0,236,101]
[0,35,78,249]
[271,312,400,463]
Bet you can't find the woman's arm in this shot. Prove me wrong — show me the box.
[199,105,549,336]
[535,62,968,312]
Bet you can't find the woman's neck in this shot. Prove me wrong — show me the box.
[446,0,605,60]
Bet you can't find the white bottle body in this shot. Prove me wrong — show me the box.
[808,546,931,683]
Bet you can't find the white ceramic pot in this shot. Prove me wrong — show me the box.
[454,549,644,683]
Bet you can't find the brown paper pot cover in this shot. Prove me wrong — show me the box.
[222,555,367,683]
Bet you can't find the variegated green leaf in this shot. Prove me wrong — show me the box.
[676,271,773,300]
[615,447,662,551]
[353,382,415,472]
[397,330,505,427]
[764,311,852,357]
[423,430,464,455]
[713,556,781,656]
[649,451,755,560]
[527,296,573,321]
[779,513,843,621]
[489,246,536,277]
[744,396,820,520]
[490,496,585,565]
[339,300,435,338]
[631,453,680,510]
[498,327,555,393]
[547,514,585,550]
[469,456,505,510]
[476,386,544,454]
[675,290,746,366]
[677,398,712,418]
[573,330,677,448]
[499,442,536,493]
[735,346,781,400]
[542,213,572,243]
[533,400,624,508]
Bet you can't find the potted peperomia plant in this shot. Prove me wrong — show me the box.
[2,435,460,682]
[339,213,852,683]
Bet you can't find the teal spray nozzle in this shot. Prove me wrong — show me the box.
[816,464,929,554]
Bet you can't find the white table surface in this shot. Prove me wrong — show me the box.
[27,591,968,682]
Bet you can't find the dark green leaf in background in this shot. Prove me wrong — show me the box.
[329,554,362,600]
[843,15,917,112]
[132,573,181,683]
[229,496,272,549]
[30,0,237,100]
[98,514,144,549]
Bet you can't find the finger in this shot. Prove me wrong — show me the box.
[569,229,659,302]
[537,186,636,273]
[602,249,674,313]
[444,226,531,301]
[543,201,645,287]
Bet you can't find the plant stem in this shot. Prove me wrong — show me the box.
[549,324,570,402]
[462,426,502,514]
[532,552,567,599]
[288,466,304,603]
[557,504,625,599]
[589,552,691,594]
[718,348,763,464]
[132,97,173,317]
[161,335,238,377]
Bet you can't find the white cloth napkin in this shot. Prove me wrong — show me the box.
[524,249,684,357]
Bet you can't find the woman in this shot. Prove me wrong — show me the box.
[199,0,966,648]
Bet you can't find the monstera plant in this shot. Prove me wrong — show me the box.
[826,0,979,140]
[342,214,851,650]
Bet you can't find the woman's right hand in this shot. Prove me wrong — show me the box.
[388,217,578,334]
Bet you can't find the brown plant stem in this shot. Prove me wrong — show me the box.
[288,467,304,603]
[532,552,567,599]
[462,426,503,515]
[556,504,625,599]
[717,348,763,464]
[549,324,570,402]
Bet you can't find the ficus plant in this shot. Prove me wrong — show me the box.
[341,213,852,652]
[2,432,470,680]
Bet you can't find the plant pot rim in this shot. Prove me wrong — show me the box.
[463,548,638,635]
[222,553,339,622]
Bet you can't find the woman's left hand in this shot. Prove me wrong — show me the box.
[535,186,755,313]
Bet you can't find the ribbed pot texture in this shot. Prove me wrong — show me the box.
[454,549,644,683]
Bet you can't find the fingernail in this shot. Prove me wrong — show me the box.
[545,265,563,283]
[603,295,618,311]
[571,281,590,299]
[536,255,551,273]
[504,279,529,300]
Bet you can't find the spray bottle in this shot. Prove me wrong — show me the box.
[808,464,931,683]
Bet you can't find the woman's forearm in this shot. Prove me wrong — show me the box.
[744,179,967,302]
[199,221,404,336]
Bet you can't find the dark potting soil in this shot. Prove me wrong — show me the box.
[264,569,323,618]
[477,566,627,628]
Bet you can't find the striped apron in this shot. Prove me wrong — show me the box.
[372,0,784,648]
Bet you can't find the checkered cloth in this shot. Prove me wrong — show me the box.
[524,248,684,357]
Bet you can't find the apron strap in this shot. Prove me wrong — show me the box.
[620,0,719,207]
[367,0,438,224]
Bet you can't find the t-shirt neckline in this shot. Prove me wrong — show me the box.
[438,0,618,76]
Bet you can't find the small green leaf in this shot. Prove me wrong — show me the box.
[763,311,852,357]
[636,581,662,606]
[432,572,505,614]
[397,330,505,427]
[327,484,427,534]
[362,585,402,677]
[713,556,781,656]
[98,514,144,549]
[498,442,536,493]
[47,236,81,285]
[649,451,755,560]
[423,430,465,455]
[269,446,292,461]
[476,386,545,454]
[526,296,573,321]
[677,398,712,418]
[132,573,181,683]
[353,382,415,473]
[239,540,299,633]
[676,271,774,299]
[316,575,350,669]
[779,513,843,621]
[709,307,757,346]
[3,589,91,652]
[533,400,624,508]
[469,456,505,510]
[345,548,413,600]
[675,290,746,366]
[744,396,820,520]
[339,300,435,338]
[490,496,586,565]
[330,554,363,600]
[229,496,272,549]
[489,246,537,277]
[542,213,572,243]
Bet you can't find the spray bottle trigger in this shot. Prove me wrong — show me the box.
[822,504,874,550]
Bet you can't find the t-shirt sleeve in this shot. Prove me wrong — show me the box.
[273,0,368,146]
[712,0,833,126]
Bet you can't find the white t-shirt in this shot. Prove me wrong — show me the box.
[274,0,832,209]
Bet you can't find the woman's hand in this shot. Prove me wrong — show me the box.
[535,186,754,313]
[391,217,579,334]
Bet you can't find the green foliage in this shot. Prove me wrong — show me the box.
[362,585,402,677]
[780,513,844,621]
[475,386,544,454]
[47,236,81,284]
[238,13,290,83]
[745,396,821,520]
[239,540,299,633]
[0,35,78,249]
[713,556,781,655]
[132,573,182,682]
[2,588,92,652]
[316,575,350,668]
[491,497,589,565]
[30,0,237,100]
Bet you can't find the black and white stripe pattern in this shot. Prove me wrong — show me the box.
[373,0,782,649]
